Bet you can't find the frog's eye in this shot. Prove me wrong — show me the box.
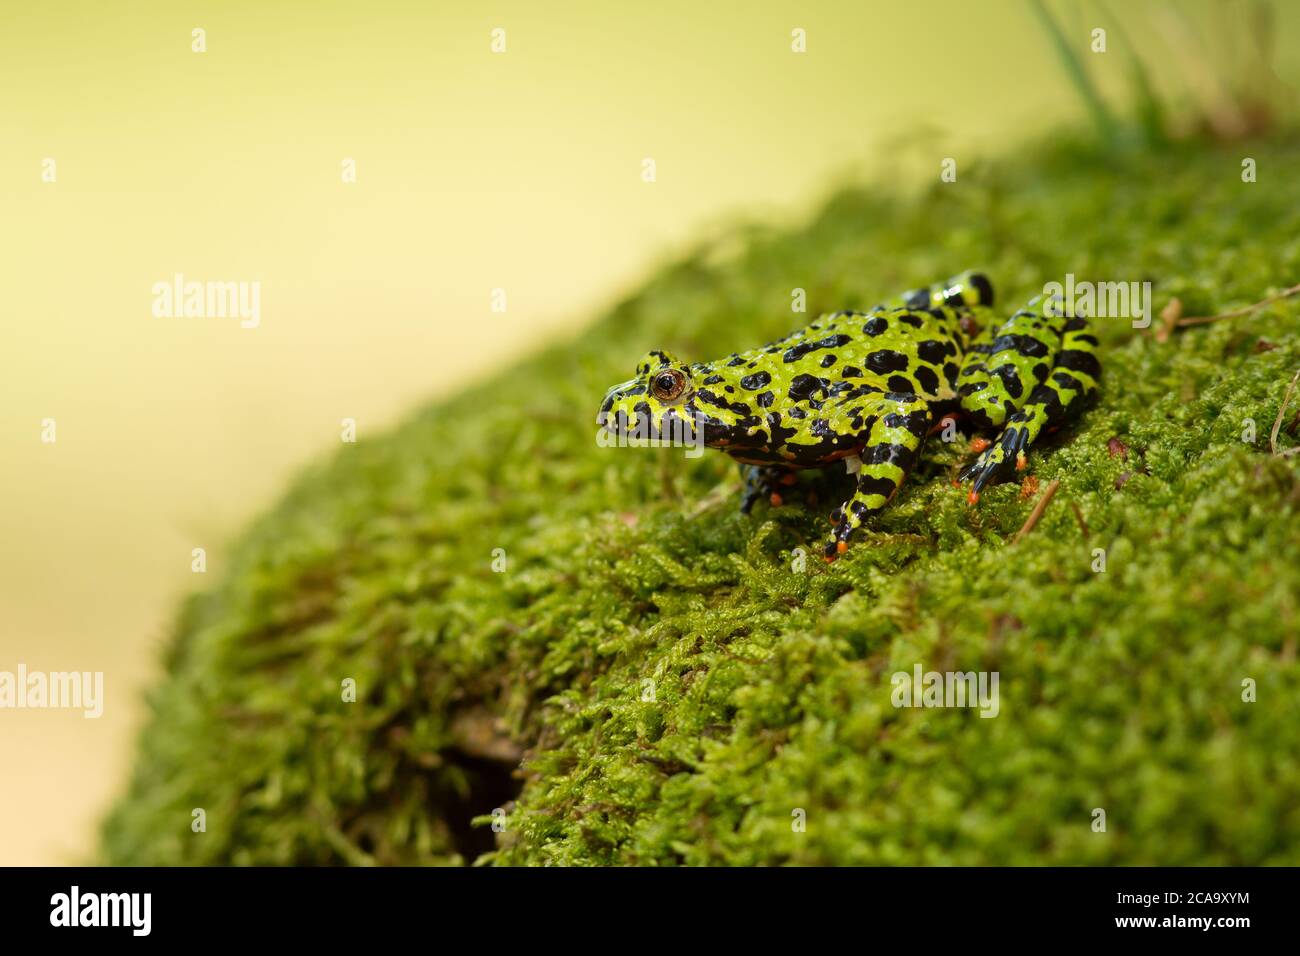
[650,368,687,402]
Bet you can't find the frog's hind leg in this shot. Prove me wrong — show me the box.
[824,392,932,560]
[960,301,1100,498]
[956,296,1069,432]
[738,463,799,513]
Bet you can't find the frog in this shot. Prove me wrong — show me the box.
[596,272,1100,561]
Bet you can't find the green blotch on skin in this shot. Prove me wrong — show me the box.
[103,131,1300,865]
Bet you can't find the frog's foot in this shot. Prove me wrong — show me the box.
[959,412,1039,501]
[738,464,798,514]
[822,392,931,561]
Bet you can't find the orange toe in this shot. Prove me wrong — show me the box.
[968,489,980,505]
[836,540,848,554]
[970,437,991,453]
[1015,452,1027,472]
[769,492,783,507]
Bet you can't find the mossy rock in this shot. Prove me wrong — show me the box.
[104,132,1300,865]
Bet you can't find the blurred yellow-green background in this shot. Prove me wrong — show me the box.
[3,0,1296,865]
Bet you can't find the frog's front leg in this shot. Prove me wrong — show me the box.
[824,392,931,560]
[738,463,799,513]
[960,304,1101,498]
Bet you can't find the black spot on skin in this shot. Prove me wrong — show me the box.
[959,381,989,395]
[1075,334,1100,347]
[917,340,948,364]
[769,420,796,448]
[789,407,806,419]
[740,371,772,390]
[943,362,959,387]
[989,333,1050,359]
[887,375,914,393]
[1064,317,1089,332]
[787,374,824,402]
[702,374,725,385]
[856,474,897,498]
[968,273,994,306]
[810,419,833,437]
[727,355,746,366]
[756,390,775,408]
[863,317,888,336]
[1028,383,1065,420]
[914,366,940,395]
[899,313,924,329]
[724,385,735,393]
[992,364,1025,399]
[1032,362,1050,383]
[867,350,909,374]
[866,442,914,467]
[1056,350,1102,379]
[904,288,931,309]
[1052,371,1084,392]
[729,402,752,415]
[783,333,851,364]
[821,354,837,368]
[883,411,928,438]
[841,365,862,378]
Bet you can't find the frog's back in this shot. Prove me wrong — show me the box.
[699,305,967,408]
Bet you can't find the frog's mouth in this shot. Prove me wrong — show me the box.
[597,391,703,446]
[597,381,643,434]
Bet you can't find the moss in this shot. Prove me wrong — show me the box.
[104,130,1300,865]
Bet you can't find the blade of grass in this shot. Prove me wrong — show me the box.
[1095,0,1167,146]
[1028,0,1118,145]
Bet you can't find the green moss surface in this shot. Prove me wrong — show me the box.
[104,132,1300,865]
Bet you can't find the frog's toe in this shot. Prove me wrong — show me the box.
[822,535,849,562]
[960,428,1031,496]
[823,513,858,560]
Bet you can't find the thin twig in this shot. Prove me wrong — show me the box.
[1013,479,1061,544]
[1271,368,1300,456]
[1068,500,1090,539]
[1176,282,1300,328]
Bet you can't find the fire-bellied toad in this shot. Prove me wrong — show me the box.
[597,272,1100,560]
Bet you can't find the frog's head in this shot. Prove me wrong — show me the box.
[597,349,697,441]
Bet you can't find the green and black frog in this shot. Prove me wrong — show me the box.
[597,272,1100,560]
